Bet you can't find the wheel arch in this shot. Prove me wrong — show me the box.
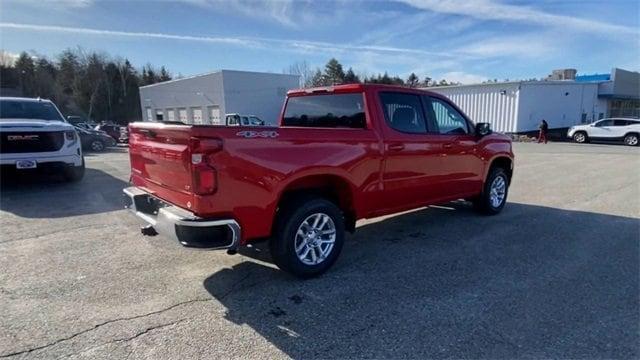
[275,173,357,233]
[486,156,513,184]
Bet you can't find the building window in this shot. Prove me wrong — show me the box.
[191,107,203,125]
[581,113,587,123]
[178,108,188,124]
[146,108,152,122]
[208,105,221,125]
[155,110,164,121]
[167,109,175,122]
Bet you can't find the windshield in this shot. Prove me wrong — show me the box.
[0,100,64,121]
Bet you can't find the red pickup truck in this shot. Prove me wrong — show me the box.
[124,84,513,278]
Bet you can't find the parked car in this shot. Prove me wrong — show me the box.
[568,118,640,146]
[95,123,128,143]
[123,84,514,278]
[0,97,84,181]
[225,113,265,126]
[73,125,116,152]
[66,115,97,128]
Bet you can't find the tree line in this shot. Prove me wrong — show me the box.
[286,58,460,88]
[0,49,172,124]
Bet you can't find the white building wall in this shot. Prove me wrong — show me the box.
[139,70,299,126]
[428,83,520,133]
[221,70,299,126]
[517,82,601,131]
[431,81,603,133]
[139,72,225,124]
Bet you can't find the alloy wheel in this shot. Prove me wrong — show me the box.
[294,213,336,266]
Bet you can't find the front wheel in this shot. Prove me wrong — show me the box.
[473,167,509,215]
[624,133,639,146]
[270,197,345,278]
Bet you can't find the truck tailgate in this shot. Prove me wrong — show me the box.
[128,124,194,209]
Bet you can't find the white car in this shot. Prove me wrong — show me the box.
[568,118,640,146]
[0,97,85,181]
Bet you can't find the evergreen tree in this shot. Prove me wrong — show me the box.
[324,58,345,84]
[406,73,419,88]
[159,66,172,82]
[343,67,360,84]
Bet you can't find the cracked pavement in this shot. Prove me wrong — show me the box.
[0,143,639,359]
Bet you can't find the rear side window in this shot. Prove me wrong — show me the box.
[283,93,366,128]
[379,92,427,134]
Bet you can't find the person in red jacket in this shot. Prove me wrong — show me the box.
[538,119,549,144]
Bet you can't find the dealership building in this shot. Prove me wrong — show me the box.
[139,70,300,126]
[428,68,640,133]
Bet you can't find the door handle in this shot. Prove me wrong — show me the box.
[388,143,405,151]
[443,143,453,149]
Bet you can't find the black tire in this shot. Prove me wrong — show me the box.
[473,167,509,215]
[573,131,588,143]
[90,140,105,152]
[63,158,85,182]
[624,133,639,146]
[270,196,345,279]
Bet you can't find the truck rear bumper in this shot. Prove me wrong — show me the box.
[123,186,241,251]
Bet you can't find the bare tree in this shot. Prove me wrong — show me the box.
[286,61,313,87]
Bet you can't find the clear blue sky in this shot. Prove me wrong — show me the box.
[1,0,638,84]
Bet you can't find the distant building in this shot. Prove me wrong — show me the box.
[547,68,577,81]
[139,70,300,126]
[428,68,639,132]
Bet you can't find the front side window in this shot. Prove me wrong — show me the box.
[425,97,469,135]
[379,92,426,134]
[283,93,366,128]
[0,100,63,121]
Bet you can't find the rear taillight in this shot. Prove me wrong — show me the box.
[190,137,223,195]
[65,131,76,141]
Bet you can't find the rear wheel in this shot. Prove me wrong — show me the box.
[473,167,509,215]
[63,158,85,182]
[624,133,639,146]
[270,196,345,278]
[573,131,588,143]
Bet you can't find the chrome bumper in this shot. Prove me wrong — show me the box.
[123,186,241,251]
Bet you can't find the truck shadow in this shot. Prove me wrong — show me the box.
[0,167,129,218]
[203,203,639,358]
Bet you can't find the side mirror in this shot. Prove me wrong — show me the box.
[475,122,492,137]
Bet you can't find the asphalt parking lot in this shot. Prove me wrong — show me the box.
[1,142,638,359]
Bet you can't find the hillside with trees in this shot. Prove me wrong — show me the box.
[0,49,171,124]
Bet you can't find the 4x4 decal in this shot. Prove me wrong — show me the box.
[236,130,279,138]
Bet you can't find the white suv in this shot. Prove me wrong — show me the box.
[568,118,640,146]
[0,97,85,181]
